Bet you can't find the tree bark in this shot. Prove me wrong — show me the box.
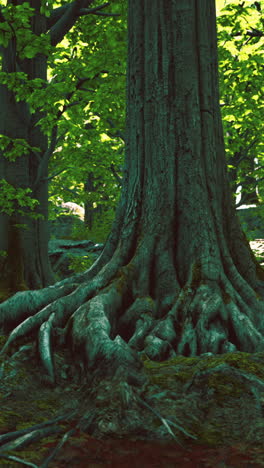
[1,0,264,394]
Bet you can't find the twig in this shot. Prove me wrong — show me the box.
[39,428,76,468]
[0,453,38,467]
[110,164,122,186]
[79,3,120,17]
[0,410,76,446]
[137,396,197,443]
[0,426,61,452]
[80,3,110,14]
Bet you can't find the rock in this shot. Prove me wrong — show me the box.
[49,202,84,238]
[60,202,84,220]
[49,215,84,239]
[49,239,104,278]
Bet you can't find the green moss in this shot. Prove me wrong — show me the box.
[190,261,202,289]
[143,351,264,394]
[143,351,264,446]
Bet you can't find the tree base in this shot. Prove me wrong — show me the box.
[1,235,264,461]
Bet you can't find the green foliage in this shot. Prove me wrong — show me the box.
[47,0,127,217]
[0,2,51,58]
[0,135,41,161]
[0,72,45,106]
[68,253,95,274]
[217,0,264,202]
[71,208,116,244]
[237,205,264,241]
[0,179,42,218]
[40,0,52,17]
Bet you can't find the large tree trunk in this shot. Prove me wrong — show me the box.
[0,0,54,295]
[1,1,264,446]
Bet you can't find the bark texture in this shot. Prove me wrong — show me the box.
[1,0,264,407]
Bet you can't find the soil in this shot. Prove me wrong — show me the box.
[0,240,264,467]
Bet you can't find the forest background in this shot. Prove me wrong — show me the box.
[0,0,263,274]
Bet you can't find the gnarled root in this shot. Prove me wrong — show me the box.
[1,246,264,385]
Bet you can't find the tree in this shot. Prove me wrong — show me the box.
[0,0,119,295]
[1,0,264,395]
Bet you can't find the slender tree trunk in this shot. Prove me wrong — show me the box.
[84,173,97,230]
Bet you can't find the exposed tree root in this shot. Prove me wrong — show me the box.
[0,426,62,452]
[0,453,39,468]
[39,428,76,468]
[1,241,264,384]
[1,233,264,463]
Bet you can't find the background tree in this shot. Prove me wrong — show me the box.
[1,0,264,390]
[0,0,121,295]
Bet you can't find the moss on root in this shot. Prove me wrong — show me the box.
[142,351,264,388]
[141,351,264,446]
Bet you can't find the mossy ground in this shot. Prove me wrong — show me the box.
[142,351,264,446]
[1,327,264,465]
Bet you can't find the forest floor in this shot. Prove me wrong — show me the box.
[0,240,264,467]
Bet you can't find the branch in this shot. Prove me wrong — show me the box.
[106,117,125,141]
[79,3,110,14]
[47,1,119,40]
[39,428,76,468]
[49,0,94,47]
[46,168,70,181]
[246,28,263,37]
[61,186,80,196]
[110,163,122,187]
[79,9,120,17]
[78,3,120,17]
[137,396,197,444]
[47,4,70,30]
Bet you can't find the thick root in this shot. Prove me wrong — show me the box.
[1,243,264,385]
[68,280,146,386]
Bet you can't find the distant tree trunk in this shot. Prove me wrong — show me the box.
[1,0,264,392]
[84,173,97,230]
[0,0,95,295]
[0,0,54,294]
